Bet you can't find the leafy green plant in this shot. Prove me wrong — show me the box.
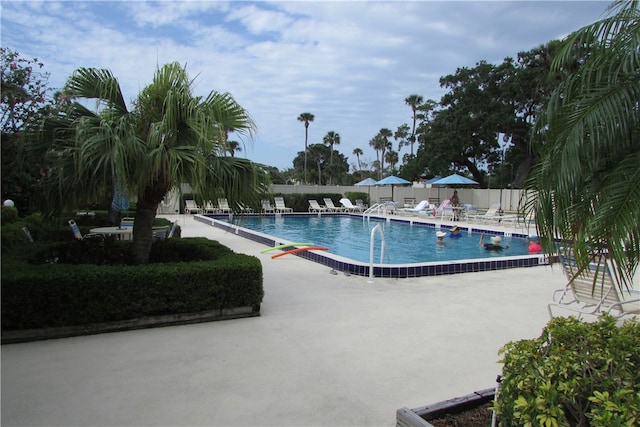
[495,315,640,426]
[1,206,19,224]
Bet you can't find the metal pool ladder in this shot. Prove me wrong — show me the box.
[368,223,386,283]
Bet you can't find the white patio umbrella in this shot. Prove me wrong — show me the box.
[354,177,378,200]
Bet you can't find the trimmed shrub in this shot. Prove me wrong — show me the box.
[1,206,19,224]
[1,238,263,330]
[496,315,640,426]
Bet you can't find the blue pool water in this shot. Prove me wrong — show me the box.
[227,215,530,264]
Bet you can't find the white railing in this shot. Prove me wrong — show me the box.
[363,202,396,217]
[368,223,386,283]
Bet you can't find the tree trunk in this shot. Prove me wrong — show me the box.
[131,199,158,265]
[130,182,168,265]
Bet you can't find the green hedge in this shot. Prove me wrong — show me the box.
[1,238,263,330]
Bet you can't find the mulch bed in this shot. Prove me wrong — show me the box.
[426,402,494,427]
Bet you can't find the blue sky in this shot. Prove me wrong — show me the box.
[2,1,609,170]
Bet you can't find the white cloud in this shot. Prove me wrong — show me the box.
[1,0,609,170]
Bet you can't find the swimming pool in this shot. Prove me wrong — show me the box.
[222,215,529,263]
[196,214,548,278]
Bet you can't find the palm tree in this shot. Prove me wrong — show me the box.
[526,1,640,289]
[385,150,399,175]
[322,130,340,185]
[28,62,268,264]
[369,135,383,179]
[405,94,423,156]
[227,140,242,157]
[378,128,393,177]
[297,112,314,183]
[352,147,363,171]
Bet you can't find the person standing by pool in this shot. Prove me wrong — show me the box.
[450,190,460,207]
[527,234,542,253]
[449,225,462,239]
[479,232,509,250]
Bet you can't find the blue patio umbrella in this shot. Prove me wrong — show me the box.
[424,175,443,184]
[430,173,478,186]
[374,175,412,201]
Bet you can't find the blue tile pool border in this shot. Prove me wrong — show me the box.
[194,213,549,278]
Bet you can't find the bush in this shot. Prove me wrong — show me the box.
[1,238,263,330]
[1,205,19,224]
[496,315,640,426]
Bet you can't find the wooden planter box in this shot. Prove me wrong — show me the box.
[396,387,495,427]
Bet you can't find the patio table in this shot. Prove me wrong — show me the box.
[89,226,133,240]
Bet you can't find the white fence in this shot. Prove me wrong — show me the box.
[272,184,524,211]
[158,183,525,214]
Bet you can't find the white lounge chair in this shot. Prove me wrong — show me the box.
[22,226,34,243]
[68,219,101,240]
[323,198,341,212]
[167,221,178,238]
[261,199,275,214]
[118,217,135,240]
[204,201,217,214]
[355,199,367,210]
[468,204,501,223]
[399,199,431,216]
[548,253,640,320]
[217,198,232,214]
[184,200,202,214]
[308,199,327,212]
[340,198,364,212]
[274,196,293,213]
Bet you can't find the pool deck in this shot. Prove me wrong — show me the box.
[2,213,569,426]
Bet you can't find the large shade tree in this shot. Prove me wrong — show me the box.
[28,62,269,264]
[1,48,55,214]
[526,0,640,289]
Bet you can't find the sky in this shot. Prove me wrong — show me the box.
[1,0,610,171]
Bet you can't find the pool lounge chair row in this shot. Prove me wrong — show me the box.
[184,198,255,214]
[308,198,367,213]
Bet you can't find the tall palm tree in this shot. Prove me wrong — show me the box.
[369,135,383,179]
[322,130,340,185]
[405,94,423,156]
[526,0,640,289]
[378,128,393,178]
[297,112,314,183]
[29,62,268,264]
[352,147,363,171]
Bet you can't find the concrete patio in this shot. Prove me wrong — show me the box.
[2,214,568,426]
